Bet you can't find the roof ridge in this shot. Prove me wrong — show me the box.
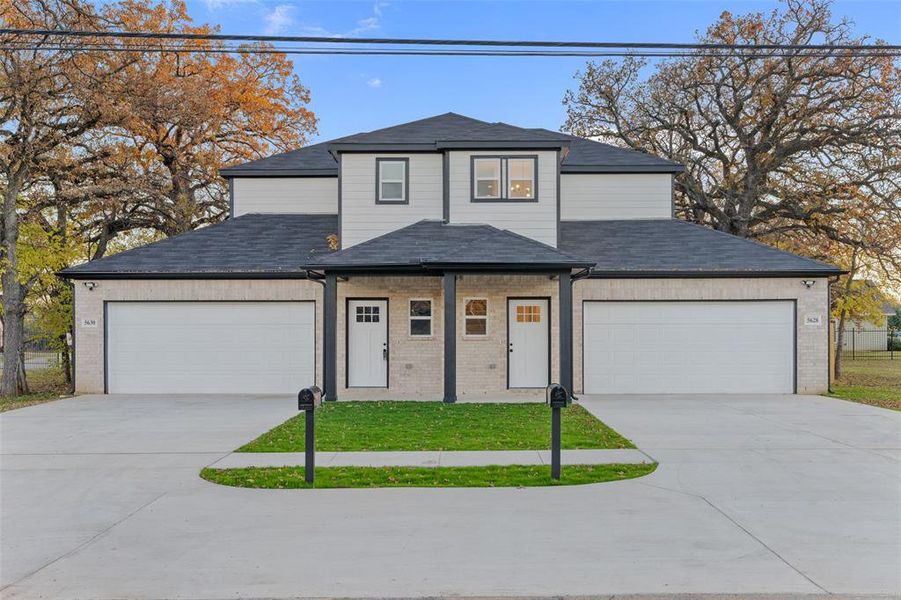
[314,219,436,261]
[493,226,593,262]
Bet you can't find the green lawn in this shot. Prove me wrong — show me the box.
[238,401,634,452]
[201,463,656,489]
[829,359,901,411]
[0,368,71,413]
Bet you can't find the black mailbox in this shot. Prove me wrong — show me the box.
[298,385,322,411]
[546,383,570,408]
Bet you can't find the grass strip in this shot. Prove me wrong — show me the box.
[201,463,656,489]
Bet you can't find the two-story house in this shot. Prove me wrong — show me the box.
[62,113,840,399]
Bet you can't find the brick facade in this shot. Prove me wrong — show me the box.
[572,277,830,394]
[72,275,829,397]
[72,279,323,394]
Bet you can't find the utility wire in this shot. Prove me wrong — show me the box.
[1,28,899,52]
[3,43,898,58]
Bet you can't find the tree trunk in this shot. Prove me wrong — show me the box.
[59,332,72,387]
[1,183,29,396]
[834,307,848,381]
[833,251,858,382]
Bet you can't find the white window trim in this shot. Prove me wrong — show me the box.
[377,158,408,204]
[472,157,502,200]
[463,297,489,338]
[409,298,433,338]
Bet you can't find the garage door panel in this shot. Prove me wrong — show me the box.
[583,301,794,394]
[106,302,314,394]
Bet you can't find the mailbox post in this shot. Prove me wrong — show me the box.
[546,384,571,480]
[297,386,322,484]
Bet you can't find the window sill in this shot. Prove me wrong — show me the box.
[470,197,539,204]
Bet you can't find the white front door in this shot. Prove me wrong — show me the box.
[508,298,550,388]
[347,299,388,387]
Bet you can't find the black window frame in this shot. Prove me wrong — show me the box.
[470,155,538,203]
[375,157,410,205]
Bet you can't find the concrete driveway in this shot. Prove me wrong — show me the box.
[1,393,898,599]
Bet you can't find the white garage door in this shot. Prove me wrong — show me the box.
[106,302,315,394]
[583,301,794,394]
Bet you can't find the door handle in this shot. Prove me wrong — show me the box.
[383,342,388,361]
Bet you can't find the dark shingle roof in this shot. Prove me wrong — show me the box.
[220,113,681,176]
[305,220,593,270]
[219,142,337,177]
[560,219,842,276]
[330,113,571,148]
[558,135,683,173]
[59,214,338,278]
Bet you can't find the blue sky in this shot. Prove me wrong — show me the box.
[184,0,900,142]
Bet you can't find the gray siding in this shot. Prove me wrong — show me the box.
[232,177,338,216]
[448,150,558,247]
[340,153,443,248]
[561,173,671,220]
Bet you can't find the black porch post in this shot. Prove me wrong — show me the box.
[324,273,338,401]
[559,270,573,394]
[443,272,457,403]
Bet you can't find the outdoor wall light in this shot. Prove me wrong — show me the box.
[83,281,98,291]
[801,280,816,288]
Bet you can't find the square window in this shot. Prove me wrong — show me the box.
[465,299,487,316]
[410,300,431,317]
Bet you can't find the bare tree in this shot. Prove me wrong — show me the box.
[563,0,900,243]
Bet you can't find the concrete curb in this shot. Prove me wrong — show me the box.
[209,448,651,469]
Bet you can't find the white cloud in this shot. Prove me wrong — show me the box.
[202,0,256,10]
[297,5,384,38]
[264,4,296,35]
[366,77,382,88]
[348,16,380,36]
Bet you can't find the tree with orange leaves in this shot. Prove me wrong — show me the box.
[0,0,317,395]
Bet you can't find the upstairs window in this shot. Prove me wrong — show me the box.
[507,158,535,199]
[471,156,537,201]
[377,158,408,204]
[473,158,501,200]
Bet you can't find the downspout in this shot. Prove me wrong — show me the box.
[305,270,327,394]
[566,267,593,401]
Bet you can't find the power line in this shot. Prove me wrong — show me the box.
[3,43,898,59]
[2,28,899,52]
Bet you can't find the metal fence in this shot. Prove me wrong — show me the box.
[0,350,64,371]
[839,328,898,360]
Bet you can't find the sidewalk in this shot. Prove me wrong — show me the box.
[209,448,652,469]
